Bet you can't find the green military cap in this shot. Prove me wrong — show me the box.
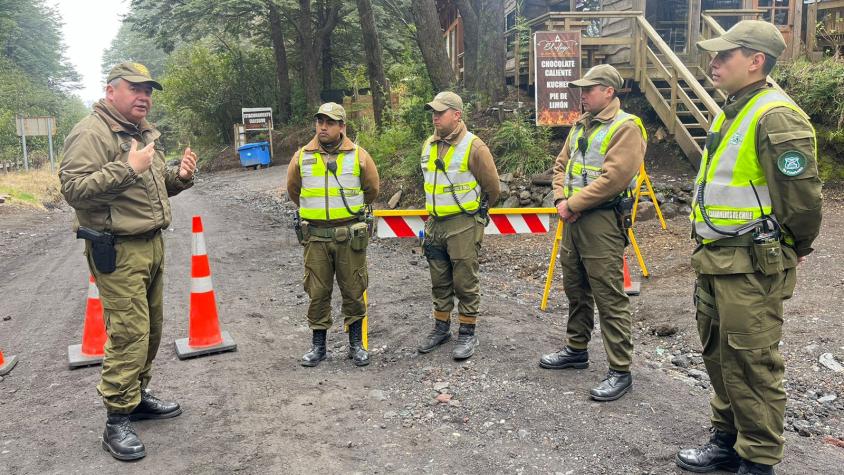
[314,102,346,122]
[425,91,463,112]
[696,20,786,58]
[571,64,623,90]
[106,62,162,90]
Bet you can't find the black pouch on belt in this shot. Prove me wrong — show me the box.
[77,227,117,273]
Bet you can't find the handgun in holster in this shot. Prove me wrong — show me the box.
[77,226,117,273]
[293,210,306,245]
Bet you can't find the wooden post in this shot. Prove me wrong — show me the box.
[792,0,803,60]
[688,0,701,60]
[806,1,818,56]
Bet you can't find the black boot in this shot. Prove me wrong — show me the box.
[301,329,327,367]
[130,389,182,421]
[452,324,479,360]
[102,413,145,461]
[347,319,370,367]
[417,319,451,353]
[737,459,775,475]
[589,369,633,401]
[675,428,740,473]
[539,346,589,369]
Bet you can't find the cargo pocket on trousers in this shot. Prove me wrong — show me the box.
[727,324,783,375]
[100,297,132,343]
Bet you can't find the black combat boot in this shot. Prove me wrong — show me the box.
[301,329,327,367]
[102,413,145,461]
[452,324,479,360]
[347,319,370,367]
[418,319,451,353]
[130,389,182,421]
[589,369,633,401]
[675,428,740,473]
[737,459,775,475]
[539,346,589,369]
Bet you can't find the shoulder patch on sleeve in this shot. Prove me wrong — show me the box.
[777,150,807,177]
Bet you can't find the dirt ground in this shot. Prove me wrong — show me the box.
[1,158,843,474]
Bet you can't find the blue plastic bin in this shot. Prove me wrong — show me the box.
[237,141,271,168]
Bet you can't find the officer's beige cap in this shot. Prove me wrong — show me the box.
[696,20,786,58]
[571,64,623,90]
[314,102,346,122]
[107,62,162,90]
[425,91,463,112]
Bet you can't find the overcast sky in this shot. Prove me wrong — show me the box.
[50,0,130,105]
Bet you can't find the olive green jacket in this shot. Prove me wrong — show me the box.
[59,100,193,235]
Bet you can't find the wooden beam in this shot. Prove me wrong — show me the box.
[792,0,803,60]
[688,0,701,61]
[807,1,818,54]
[819,1,844,11]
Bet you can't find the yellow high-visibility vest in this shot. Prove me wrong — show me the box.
[691,89,813,243]
[299,147,363,221]
[422,131,480,216]
[563,110,646,199]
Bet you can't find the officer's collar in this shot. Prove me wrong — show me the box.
[432,120,466,145]
[93,99,155,135]
[576,97,621,126]
[723,80,769,119]
[303,133,356,153]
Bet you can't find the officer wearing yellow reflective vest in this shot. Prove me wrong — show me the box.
[286,102,379,367]
[542,64,647,402]
[417,91,500,360]
[675,21,822,475]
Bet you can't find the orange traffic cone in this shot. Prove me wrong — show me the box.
[174,216,236,359]
[0,349,17,376]
[68,275,107,368]
[623,255,641,296]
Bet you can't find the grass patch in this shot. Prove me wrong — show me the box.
[0,167,63,209]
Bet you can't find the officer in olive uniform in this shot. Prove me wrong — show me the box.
[416,92,500,360]
[540,65,647,402]
[286,103,380,368]
[676,21,822,475]
[60,63,194,461]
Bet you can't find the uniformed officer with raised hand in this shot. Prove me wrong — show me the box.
[60,62,194,461]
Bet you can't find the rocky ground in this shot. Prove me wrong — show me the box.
[1,156,843,474]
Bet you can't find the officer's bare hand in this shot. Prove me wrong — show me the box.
[566,212,581,224]
[127,139,155,174]
[179,147,198,180]
[798,256,807,265]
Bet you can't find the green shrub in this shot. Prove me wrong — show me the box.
[772,58,844,128]
[490,114,553,176]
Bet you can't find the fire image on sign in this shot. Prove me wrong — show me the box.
[534,31,582,127]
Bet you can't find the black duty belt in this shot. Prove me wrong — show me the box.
[114,228,161,242]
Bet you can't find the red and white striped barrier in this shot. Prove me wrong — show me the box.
[375,209,553,238]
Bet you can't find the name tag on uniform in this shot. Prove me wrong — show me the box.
[445,184,472,193]
[302,157,316,166]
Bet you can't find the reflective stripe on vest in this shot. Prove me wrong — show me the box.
[299,146,363,221]
[421,131,480,216]
[563,111,647,199]
[690,89,812,242]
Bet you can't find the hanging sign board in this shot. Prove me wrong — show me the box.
[534,31,582,127]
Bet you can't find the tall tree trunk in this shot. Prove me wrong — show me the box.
[297,0,321,110]
[292,0,342,111]
[476,0,506,104]
[355,0,390,129]
[410,0,455,92]
[322,34,333,93]
[267,0,292,122]
[455,0,479,92]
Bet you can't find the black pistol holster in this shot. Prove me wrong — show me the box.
[77,227,117,273]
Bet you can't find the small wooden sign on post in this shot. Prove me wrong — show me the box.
[533,31,582,127]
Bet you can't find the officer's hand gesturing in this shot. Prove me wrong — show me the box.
[127,139,155,174]
[179,147,198,180]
